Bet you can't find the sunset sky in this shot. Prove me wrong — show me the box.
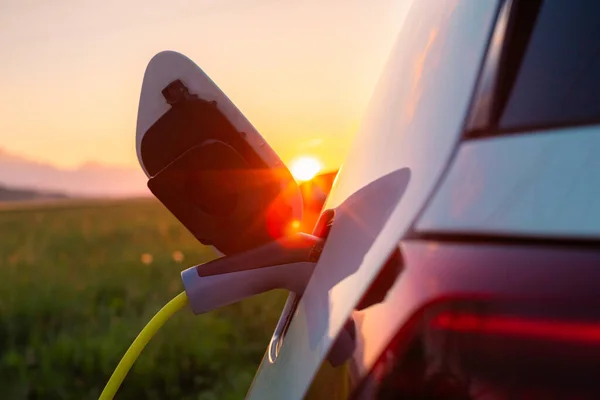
[1,0,409,173]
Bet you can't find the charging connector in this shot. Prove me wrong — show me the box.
[181,232,323,314]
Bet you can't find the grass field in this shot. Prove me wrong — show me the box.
[0,198,287,399]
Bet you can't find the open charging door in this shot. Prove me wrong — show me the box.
[136,51,303,255]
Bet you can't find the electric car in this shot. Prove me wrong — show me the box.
[133,0,600,399]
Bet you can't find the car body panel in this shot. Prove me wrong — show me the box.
[246,1,501,398]
[415,126,600,238]
[352,240,600,399]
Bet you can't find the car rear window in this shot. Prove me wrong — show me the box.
[499,1,600,131]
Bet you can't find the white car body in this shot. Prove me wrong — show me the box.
[248,0,600,398]
[247,1,501,398]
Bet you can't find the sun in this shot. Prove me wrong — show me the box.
[289,156,323,182]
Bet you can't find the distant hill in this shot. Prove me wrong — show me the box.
[0,184,69,202]
[0,148,150,198]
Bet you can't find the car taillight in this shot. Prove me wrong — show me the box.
[356,302,600,400]
[423,307,600,399]
[431,312,600,344]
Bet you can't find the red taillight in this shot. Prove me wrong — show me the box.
[358,307,600,400]
[431,312,600,344]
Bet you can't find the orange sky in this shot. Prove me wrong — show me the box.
[0,0,409,172]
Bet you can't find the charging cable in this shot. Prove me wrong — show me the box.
[98,291,189,400]
[98,233,323,399]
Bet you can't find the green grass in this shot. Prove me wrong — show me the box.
[0,198,287,400]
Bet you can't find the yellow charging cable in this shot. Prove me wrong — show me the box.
[98,291,189,400]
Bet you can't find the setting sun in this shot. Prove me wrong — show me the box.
[289,156,323,182]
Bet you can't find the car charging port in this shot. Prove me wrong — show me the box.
[267,209,336,363]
